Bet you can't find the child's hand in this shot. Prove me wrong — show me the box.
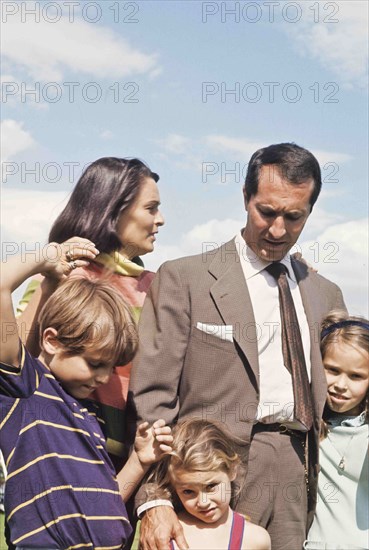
[134,419,173,466]
[41,238,99,281]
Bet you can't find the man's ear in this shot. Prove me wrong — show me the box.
[42,327,61,355]
[242,185,249,211]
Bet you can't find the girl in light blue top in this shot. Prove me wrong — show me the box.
[305,311,369,550]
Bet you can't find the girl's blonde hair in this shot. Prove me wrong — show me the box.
[149,418,241,508]
[39,276,137,368]
[320,310,369,437]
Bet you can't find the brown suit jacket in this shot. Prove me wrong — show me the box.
[128,238,346,523]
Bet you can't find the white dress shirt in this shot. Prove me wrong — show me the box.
[234,231,311,428]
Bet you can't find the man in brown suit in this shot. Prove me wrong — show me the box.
[128,143,346,550]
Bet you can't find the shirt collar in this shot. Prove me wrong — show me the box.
[329,411,367,428]
[234,230,296,282]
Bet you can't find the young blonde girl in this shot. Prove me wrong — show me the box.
[150,418,270,550]
[305,311,369,550]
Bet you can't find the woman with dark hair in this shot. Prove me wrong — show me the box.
[17,156,164,469]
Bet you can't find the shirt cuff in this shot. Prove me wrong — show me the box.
[137,499,174,519]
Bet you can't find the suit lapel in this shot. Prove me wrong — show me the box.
[208,239,259,381]
[291,258,327,421]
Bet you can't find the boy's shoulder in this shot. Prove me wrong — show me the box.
[0,343,48,399]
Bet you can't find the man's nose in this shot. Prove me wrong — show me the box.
[269,217,286,239]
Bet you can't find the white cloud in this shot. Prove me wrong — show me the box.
[205,135,352,166]
[205,135,264,158]
[155,133,352,180]
[149,216,368,318]
[1,189,68,246]
[155,134,193,155]
[2,2,160,82]
[100,130,114,140]
[302,205,345,239]
[0,119,35,162]
[300,218,369,316]
[284,1,368,89]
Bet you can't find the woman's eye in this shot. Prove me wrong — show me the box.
[206,483,218,492]
[182,489,193,495]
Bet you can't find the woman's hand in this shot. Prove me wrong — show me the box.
[41,237,99,281]
[135,419,173,466]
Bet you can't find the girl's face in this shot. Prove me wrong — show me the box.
[171,468,234,525]
[324,340,369,416]
[116,177,164,259]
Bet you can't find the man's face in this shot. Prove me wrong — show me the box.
[243,165,314,261]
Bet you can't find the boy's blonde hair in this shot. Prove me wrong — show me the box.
[149,418,241,507]
[38,277,137,367]
[321,310,369,436]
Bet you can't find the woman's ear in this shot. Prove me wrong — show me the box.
[42,327,60,355]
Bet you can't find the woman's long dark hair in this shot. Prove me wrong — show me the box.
[49,157,159,254]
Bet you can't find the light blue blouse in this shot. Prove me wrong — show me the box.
[305,412,369,550]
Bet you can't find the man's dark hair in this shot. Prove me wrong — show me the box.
[244,143,322,209]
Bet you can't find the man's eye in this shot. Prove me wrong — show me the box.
[286,213,303,221]
[260,210,274,217]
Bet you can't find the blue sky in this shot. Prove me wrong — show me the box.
[1,0,368,315]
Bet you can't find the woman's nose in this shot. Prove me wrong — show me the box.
[155,210,165,226]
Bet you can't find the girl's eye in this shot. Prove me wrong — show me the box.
[324,367,339,375]
[182,489,193,495]
[206,483,219,492]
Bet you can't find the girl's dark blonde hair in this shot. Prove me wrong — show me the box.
[148,418,241,507]
[39,277,137,367]
[320,310,369,438]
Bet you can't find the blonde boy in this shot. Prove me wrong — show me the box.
[0,238,172,549]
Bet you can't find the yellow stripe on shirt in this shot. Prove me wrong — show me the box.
[7,453,104,480]
[8,485,120,520]
[13,514,130,544]
[0,398,20,430]
[19,420,91,438]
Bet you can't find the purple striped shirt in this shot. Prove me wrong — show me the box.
[0,345,132,549]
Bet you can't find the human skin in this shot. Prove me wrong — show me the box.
[324,341,369,416]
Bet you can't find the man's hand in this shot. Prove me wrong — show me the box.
[139,506,189,550]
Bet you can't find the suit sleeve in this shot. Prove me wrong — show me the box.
[333,284,346,312]
[128,260,191,427]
